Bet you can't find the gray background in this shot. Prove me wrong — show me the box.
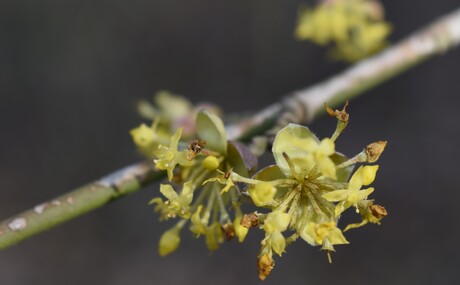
[1,0,460,284]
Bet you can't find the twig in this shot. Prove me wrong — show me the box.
[0,162,164,250]
[227,7,460,140]
[2,7,460,250]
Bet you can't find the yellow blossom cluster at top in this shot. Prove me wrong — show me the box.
[295,0,392,62]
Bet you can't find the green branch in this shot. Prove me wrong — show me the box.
[2,7,460,251]
[0,162,164,250]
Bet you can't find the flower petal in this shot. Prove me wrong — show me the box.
[334,200,352,216]
[272,124,320,176]
[357,187,374,200]
[349,166,364,190]
[160,184,179,201]
[318,138,335,156]
[270,231,286,256]
[179,181,194,206]
[317,156,337,179]
[361,165,379,186]
[322,190,349,202]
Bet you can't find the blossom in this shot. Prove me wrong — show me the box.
[154,128,191,181]
[322,165,378,216]
[263,212,290,255]
[300,222,349,251]
[150,181,194,219]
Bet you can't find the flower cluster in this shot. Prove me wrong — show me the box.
[130,94,388,280]
[295,0,392,62]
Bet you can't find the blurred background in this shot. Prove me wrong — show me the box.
[1,0,460,284]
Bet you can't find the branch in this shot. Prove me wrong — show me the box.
[227,7,460,140]
[2,7,460,250]
[0,162,164,250]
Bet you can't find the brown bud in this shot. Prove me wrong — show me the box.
[222,223,235,241]
[257,253,275,281]
[324,100,349,122]
[370,204,388,219]
[365,141,387,163]
[223,170,232,180]
[186,139,207,160]
[241,213,259,228]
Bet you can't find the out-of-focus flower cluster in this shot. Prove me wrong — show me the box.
[295,0,391,62]
[130,93,388,280]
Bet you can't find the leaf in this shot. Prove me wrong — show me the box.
[227,141,258,177]
[196,110,227,154]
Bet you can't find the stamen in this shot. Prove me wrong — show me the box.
[282,152,298,178]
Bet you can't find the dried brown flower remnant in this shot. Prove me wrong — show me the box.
[370,204,387,219]
[187,139,207,160]
[366,141,387,162]
[241,213,259,228]
[222,223,235,241]
[325,100,349,122]
[257,253,274,281]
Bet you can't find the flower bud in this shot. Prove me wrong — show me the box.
[250,182,276,206]
[202,156,220,171]
[159,227,181,256]
[233,216,249,242]
[130,124,155,147]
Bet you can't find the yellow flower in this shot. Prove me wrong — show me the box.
[130,119,164,157]
[295,0,391,62]
[154,128,191,181]
[322,165,378,216]
[263,212,290,255]
[150,181,194,219]
[130,123,156,148]
[300,222,349,251]
[159,227,181,256]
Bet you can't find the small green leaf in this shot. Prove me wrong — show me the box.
[196,110,227,154]
[227,141,258,177]
[330,152,354,182]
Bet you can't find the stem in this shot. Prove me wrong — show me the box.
[0,162,163,250]
[3,7,460,250]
